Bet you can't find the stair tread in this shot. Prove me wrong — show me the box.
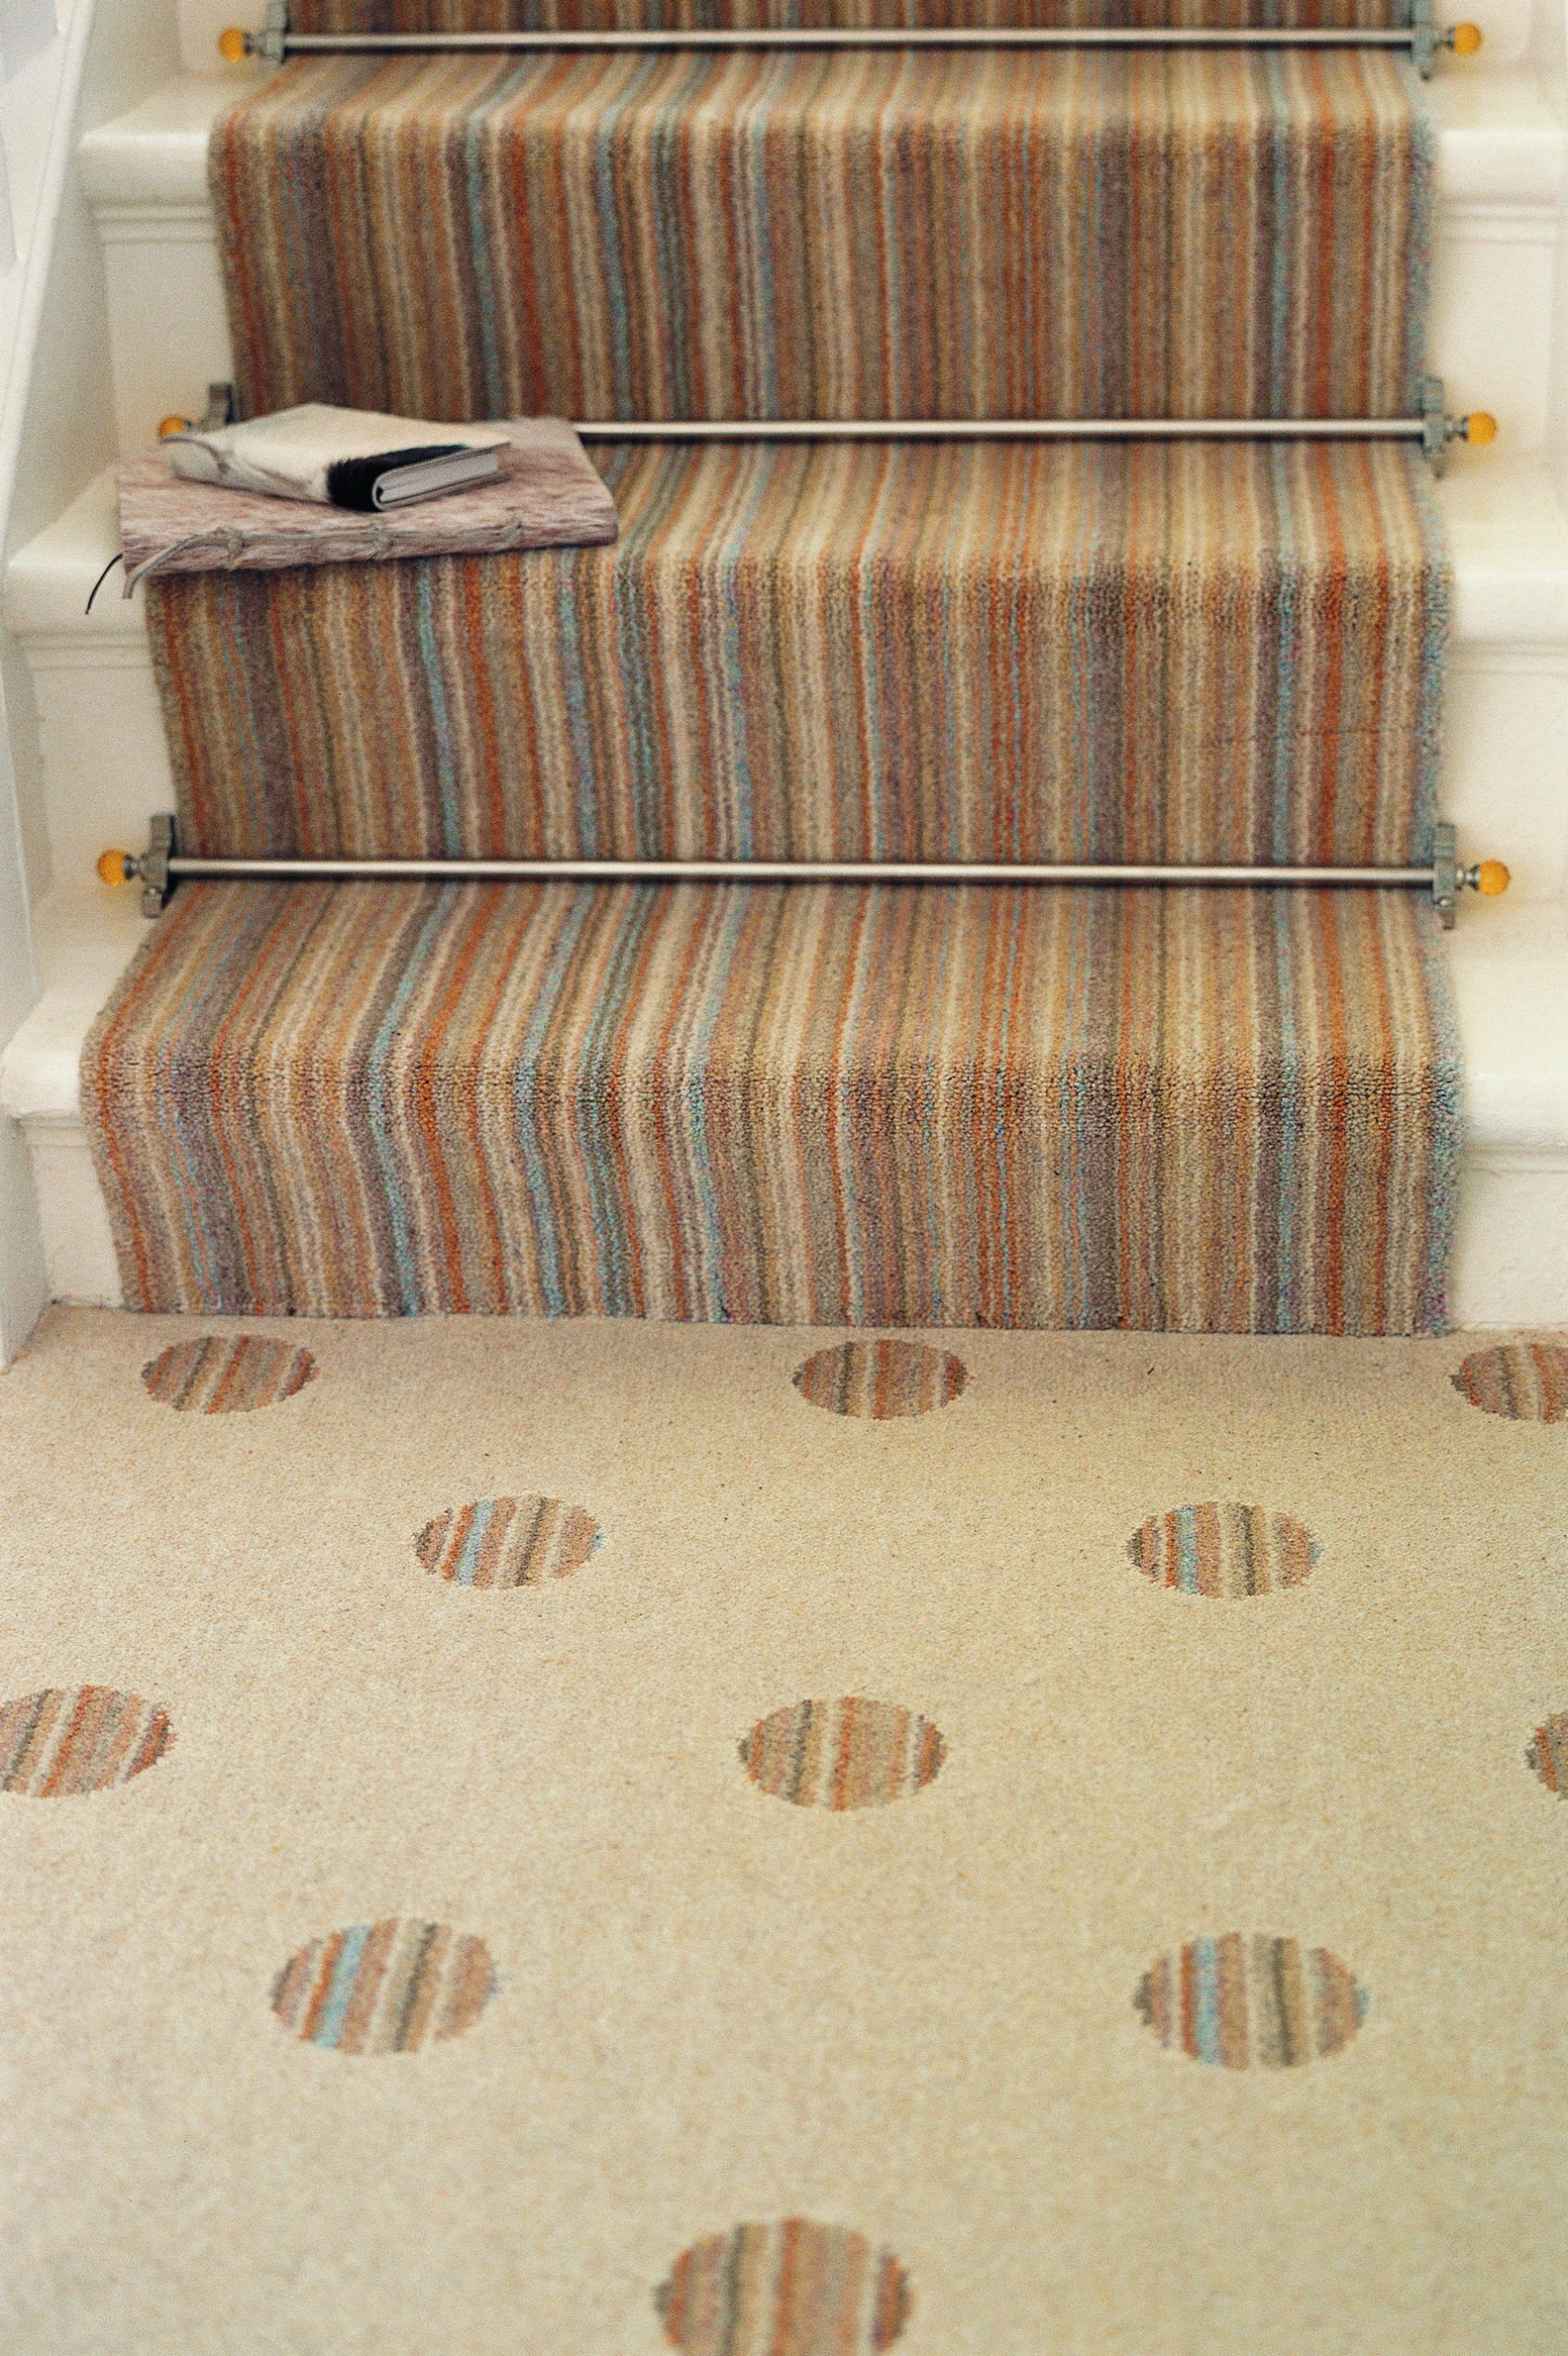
[6,885,1566,1158]
[80,64,1567,214]
[75,875,1456,1327]
[13,454,1568,651]
[212,50,1432,422]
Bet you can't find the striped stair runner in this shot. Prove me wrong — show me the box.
[148,439,1446,867]
[213,50,1428,423]
[84,17,1463,1334]
[85,880,1456,1330]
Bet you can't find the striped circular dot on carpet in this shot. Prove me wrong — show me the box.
[141,1334,317,1414]
[1135,1934,1368,2068]
[413,1495,601,1588]
[1127,1503,1319,1597]
[271,1919,497,2053]
[792,1339,966,1418]
[1451,1342,1568,1422]
[655,2219,913,2354]
[1526,1713,1568,1796]
[0,1685,173,1796]
[740,1698,946,1810]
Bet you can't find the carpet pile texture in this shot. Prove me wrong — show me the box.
[145,439,1447,866]
[3,1309,1567,2351]
[86,17,1460,1333]
[84,878,1458,1332]
[212,50,1430,424]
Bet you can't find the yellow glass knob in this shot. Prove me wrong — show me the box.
[156,413,190,439]
[1451,22,1483,56]
[1476,860,1511,897]
[98,850,131,887]
[218,26,250,63]
[1464,410,1498,448]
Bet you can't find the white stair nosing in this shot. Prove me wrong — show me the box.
[16,456,1568,654]
[76,65,1568,219]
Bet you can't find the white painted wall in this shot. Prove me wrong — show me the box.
[0,0,179,1360]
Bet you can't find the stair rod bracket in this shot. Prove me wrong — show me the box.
[228,4,1481,74]
[102,817,1508,928]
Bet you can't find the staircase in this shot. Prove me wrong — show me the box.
[4,0,1568,1328]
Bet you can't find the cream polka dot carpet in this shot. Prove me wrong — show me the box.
[2,1310,1566,2354]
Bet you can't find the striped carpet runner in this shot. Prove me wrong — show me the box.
[83,15,1462,1334]
[146,438,1447,868]
[85,879,1458,1332]
[213,50,1430,424]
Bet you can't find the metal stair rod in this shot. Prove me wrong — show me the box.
[104,819,1509,928]
[230,1,1481,75]
[582,376,1493,469]
[170,378,1493,473]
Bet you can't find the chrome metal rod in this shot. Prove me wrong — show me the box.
[113,818,1492,924]
[576,416,1425,442]
[167,854,1433,885]
[280,27,1418,47]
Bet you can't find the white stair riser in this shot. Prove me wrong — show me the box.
[12,1108,1563,1322]
[90,202,1558,458]
[1451,1149,1568,1324]
[22,635,1565,902]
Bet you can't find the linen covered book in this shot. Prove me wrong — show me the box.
[117,415,617,587]
[164,405,514,510]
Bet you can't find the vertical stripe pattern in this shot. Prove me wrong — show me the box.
[145,440,1447,871]
[271,1920,498,2050]
[793,1342,967,1418]
[1450,1343,1568,1422]
[141,1336,318,1413]
[83,878,1460,1334]
[740,1699,947,1807]
[0,1688,175,1796]
[1135,1934,1369,2066]
[414,1495,603,1585]
[655,2220,913,2354]
[212,50,1430,424]
[1127,1504,1320,1595]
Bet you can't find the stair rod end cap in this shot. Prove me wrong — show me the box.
[1463,410,1498,448]
[1451,22,1483,56]
[218,26,251,63]
[98,849,133,888]
[1476,860,1511,898]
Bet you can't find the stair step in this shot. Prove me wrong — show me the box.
[6,880,1564,1325]
[13,451,1567,899]
[217,49,1428,423]
[77,877,1460,1329]
[142,436,1442,867]
[81,64,1564,451]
